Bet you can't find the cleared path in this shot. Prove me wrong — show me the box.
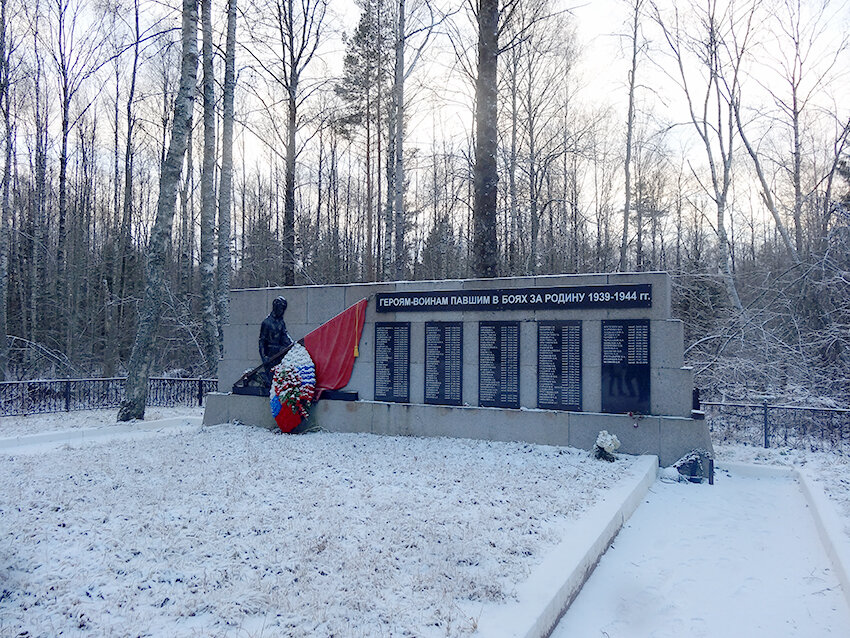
[551,466,850,637]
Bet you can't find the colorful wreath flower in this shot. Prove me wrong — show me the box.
[270,343,316,431]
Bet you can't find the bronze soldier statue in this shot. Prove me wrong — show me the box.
[259,296,294,384]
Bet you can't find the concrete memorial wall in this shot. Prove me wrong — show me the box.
[204,272,713,465]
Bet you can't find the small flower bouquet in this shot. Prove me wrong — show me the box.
[594,430,621,462]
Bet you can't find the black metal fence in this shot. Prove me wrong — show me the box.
[702,401,850,452]
[0,378,218,417]
[3,381,847,452]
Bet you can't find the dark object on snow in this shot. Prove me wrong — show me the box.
[673,449,714,484]
[593,445,617,462]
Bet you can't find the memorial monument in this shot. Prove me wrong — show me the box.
[204,272,713,466]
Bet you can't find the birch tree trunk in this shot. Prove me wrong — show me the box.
[56,14,70,350]
[733,100,800,263]
[284,72,296,285]
[620,0,643,272]
[366,84,373,279]
[49,0,107,362]
[507,48,519,272]
[217,0,237,347]
[104,0,140,378]
[199,0,219,375]
[118,0,199,421]
[384,84,395,278]
[655,1,743,312]
[31,9,47,365]
[267,0,327,285]
[392,0,405,279]
[0,0,9,381]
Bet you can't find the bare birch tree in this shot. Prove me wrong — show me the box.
[118,0,198,421]
[0,0,14,380]
[768,0,848,257]
[244,0,328,285]
[733,0,847,262]
[654,0,745,311]
[42,0,109,357]
[28,0,49,361]
[517,12,568,275]
[387,0,443,279]
[104,0,141,378]
[217,0,237,348]
[199,0,219,374]
[620,0,646,271]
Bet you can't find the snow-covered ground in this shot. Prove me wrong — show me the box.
[1,411,848,637]
[0,406,204,439]
[714,443,850,541]
[0,411,632,637]
[552,466,850,637]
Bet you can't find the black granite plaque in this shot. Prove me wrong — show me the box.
[601,319,650,414]
[537,320,582,411]
[478,321,520,408]
[374,322,410,403]
[376,283,652,312]
[424,322,463,406]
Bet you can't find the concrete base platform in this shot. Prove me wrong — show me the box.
[203,393,713,466]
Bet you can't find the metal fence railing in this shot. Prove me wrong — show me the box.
[3,382,847,452]
[702,401,850,452]
[0,378,218,417]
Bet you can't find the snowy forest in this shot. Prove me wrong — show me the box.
[0,0,847,406]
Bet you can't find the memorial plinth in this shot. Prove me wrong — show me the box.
[204,272,712,465]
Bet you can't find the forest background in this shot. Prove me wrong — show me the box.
[0,0,848,407]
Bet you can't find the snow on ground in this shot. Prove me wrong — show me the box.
[2,411,849,638]
[551,466,850,637]
[0,415,632,638]
[714,443,850,541]
[0,406,204,439]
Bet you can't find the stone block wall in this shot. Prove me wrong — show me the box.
[217,272,694,419]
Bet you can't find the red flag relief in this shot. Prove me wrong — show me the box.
[302,298,368,393]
